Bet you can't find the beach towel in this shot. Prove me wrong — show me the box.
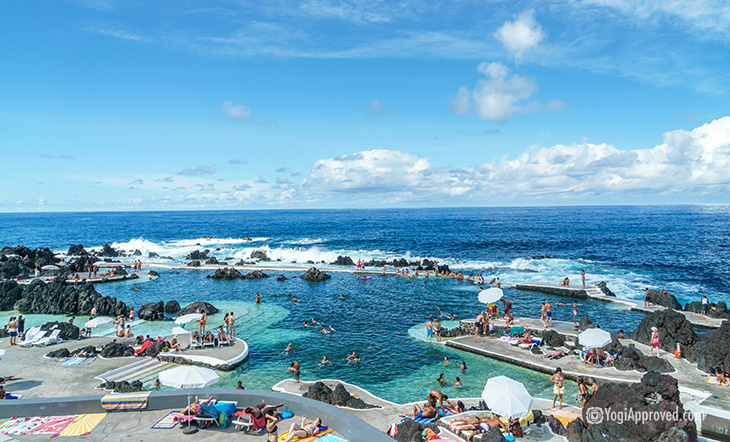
[135,340,153,356]
[1,417,48,435]
[316,434,348,442]
[61,357,85,366]
[278,426,332,442]
[405,415,437,425]
[707,376,729,386]
[30,415,77,435]
[234,412,266,429]
[101,391,151,411]
[0,419,17,432]
[548,409,580,427]
[58,413,106,437]
[151,411,179,429]
[510,326,525,337]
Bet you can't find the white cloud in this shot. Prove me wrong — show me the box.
[452,62,565,123]
[178,165,217,176]
[494,9,544,59]
[221,100,252,123]
[365,99,389,118]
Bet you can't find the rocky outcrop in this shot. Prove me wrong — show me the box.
[0,280,24,311]
[687,320,730,373]
[98,380,143,393]
[331,255,355,266]
[578,316,596,331]
[596,281,615,297]
[208,267,243,280]
[630,309,697,354]
[276,275,288,281]
[205,257,219,265]
[164,300,180,314]
[300,267,331,282]
[179,301,218,315]
[250,250,270,261]
[98,244,120,257]
[242,270,269,279]
[137,301,164,320]
[611,343,674,373]
[187,260,201,267]
[684,301,730,320]
[113,266,127,276]
[8,279,128,316]
[648,290,682,310]
[186,249,209,260]
[46,347,71,358]
[67,255,96,273]
[0,257,30,279]
[67,244,88,256]
[514,283,589,299]
[541,330,567,348]
[148,252,159,258]
[40,321,79,340]
[1,245,57,269]
[148,270,160,277]
[392,418,440,442]
[302,382,376,409]
[101,342,135,358]
[574,372,697,442]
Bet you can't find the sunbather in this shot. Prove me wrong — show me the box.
[169,336,182,352]
[426,389,454,410]
[0,376,22,384]
[541,349,566,360]
[449,415,492,432]
[717,371,729,386]
[282,416,323,442]
[181,396,215,415]
[460,416,508,441]
[521,330,533,344]
[406,402,438,419]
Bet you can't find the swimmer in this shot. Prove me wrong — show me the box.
[440,356,451,366]
[284,343,293,352]
[329,325,335,332]
[346,351,360,362]
[338,294,345,300]
[320,356,330,364]
[458,361,467,373]
[303,321,309,328]
[437,373,446,386]
[451,377,463,387]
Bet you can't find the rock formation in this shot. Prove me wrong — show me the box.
[98,244,120,257]
[302,382,376,409]
[66,244,88,256]
[684,301,729,320]
[249,250,270,261]
[137,301,164,320]
[300,267,331,281]
[0,278,128,316]
[630,309,697,354]
[208,267,243,280]
[179,301,218,315]
[647,290,682,310]
[40,321,79,340]
[596,281,615,297]
[331,255,355,266]
[186,249,209,260]
[687,320,730,372]
[242,270,269,279]
[164,300,180,314]
[205,257,219,265]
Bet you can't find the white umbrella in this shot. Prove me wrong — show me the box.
[41,265,60,270]
[481,375,533,419]
[175,313,202,325]
[85,316,115,328]
[578,329,612,349]
[172,326,191,335]
[478,287,504,304]
[159,365,219,426]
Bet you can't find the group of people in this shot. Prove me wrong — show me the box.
[3,316,24,345]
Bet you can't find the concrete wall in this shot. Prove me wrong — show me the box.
[0,389,391,442]
[513,284,588,299]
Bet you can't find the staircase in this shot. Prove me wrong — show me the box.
[96,358,171,388]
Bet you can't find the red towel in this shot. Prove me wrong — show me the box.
[135,341,153,356]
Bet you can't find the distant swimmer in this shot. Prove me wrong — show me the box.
[329,325,335,332]
[303,321,309,328]
[320,356,330,364]
[441,356,451,366]
[346,351,360,362]
[284,343,293,352]
[458,361,467,373]
[255,293,262,303]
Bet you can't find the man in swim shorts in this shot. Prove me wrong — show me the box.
[545,300,553,327]
[408,402,438,419]
[426,319,434,338]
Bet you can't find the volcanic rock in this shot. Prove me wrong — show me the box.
[687,320,730,373]
[0,245,57,269]
[302,381,332,404]
[100,342,134,358]
[208,267,243,280]
[186,249,209,260]
[578,316,596,331]
[11,279,128,316]
[148,270,160,277]
[0,257,30,279]
[113,266,127,276]
[393,418,439,442]
[242,270,270,279]
[648,290,682,310]
[596,281,615,297]
[148,252,159,258]
[67,255,96,273]
[137,301,164,321]
[331,255,355,266]
[250,250,270,261]
[187,260,201,267]
[98,244,120,257]
[0,280,24,310]
[67,244,88,256]
[276,275,288,281]
[179,301,218,315]
[164,300,180,314]
[39,321,79,340]
[684,301,730,320]
[548,415,567,436]
[630,309,697,354]
[205,257,219,265]
[46,347,71,358]
[300,267,331,282]
[541,330,566,348]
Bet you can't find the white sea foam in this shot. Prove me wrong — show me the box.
[166,237,269,246]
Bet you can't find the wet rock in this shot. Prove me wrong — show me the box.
[300,267,331,282]
[648,290,682,310]
[250,250,270,261]
[98,244,120,257]
[578,316,596,331]
[208,267,243,280]
[242,270,269,279]
[547,415,566,436]
[46,347,71,358]
[684,301,730,320]
[276,275,288,281]
[630,309,698,354]
[132,249,142,256]
[687,320,730,373]
[393,418,439,442]
[580,372,696,442]
[164,300,180,314]
[596,281,615,297]
[187,260,201,267]
[67,244,88,256]
[39,321,79,340]
[179,301,218,315]
[137,301,164,321]
[331,255,355,266]
[205,257,219,265]
[148,270,160,277]
[148,252,159,258]
[186,249,209,260]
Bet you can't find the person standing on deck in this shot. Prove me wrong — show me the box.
[426,319,434,338]
[433,318,442,342]
[644,288,651,309]
[701,295,709,316]
[545,300,553,327]
[581,269,586,287]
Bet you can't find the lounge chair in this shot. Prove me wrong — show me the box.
[218,336,230,346]
[232,413,254,432]
[19,327,45,347]
[202,339,216,349]
[35,329,61,347]
[190,340,202,350]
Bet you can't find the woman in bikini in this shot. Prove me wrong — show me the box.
[459,416,507,441]
[282,416,323,442]
[650,326,661,356]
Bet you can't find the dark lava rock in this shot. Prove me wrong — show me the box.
[436,264,451,274]
[481,427,507,442]
[0,280,24,311]
[648,290,682,310]
[40,321,79,340]
[300,267,331,282]
[46,347,71,358]
[208,267,243,280]
[148,252,159,258]
[242,270,270,279]
[687,320,730,373]
[67,255,96,273]
[132,249,142,256]
[67,244,88,256]
[164,300,180,314]
[100,342,134,358]
[137,301,164,320]
[144,341,169,357]
[148,270,160,277]
[578,316,596,331]
[276,275,288,281]
[393,418,439,442]
[548,415,566,435]
[0,257,30,279]
[205,257,219,265]
[250,250,270,261]
[331,255,355,266]
[541,330,566,347]
[302,381,332,404]
[113,266,127,276]
[179,301,218,315]
[0,245,57,270]
[684,301,730,320]
[11,279,128,316]
[98,244,120,257]
[100,380,143,393]
[579,372,697,442]
[565,418,586,442]
[187,260,201,267]
[303,381,376,410]
[630,309,697,354]
[186,249,209,260]
[596,281,615,297]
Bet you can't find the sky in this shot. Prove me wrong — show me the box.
[1,0,730,211]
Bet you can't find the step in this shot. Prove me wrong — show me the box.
[115,360,170,383]
[96,357,155,382]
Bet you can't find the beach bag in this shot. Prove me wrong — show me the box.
[510,422,523,437]
[218,412,228,428]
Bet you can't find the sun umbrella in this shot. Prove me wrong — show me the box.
[481,375,533,419]
[578,329,612,349]
[85,317,114,328]
[159,365,220,426]
[478,287,504,305]
[175,313,203,326]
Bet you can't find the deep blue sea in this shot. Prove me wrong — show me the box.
[1,206,728,403]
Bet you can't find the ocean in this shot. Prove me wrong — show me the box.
[1,206,728,404]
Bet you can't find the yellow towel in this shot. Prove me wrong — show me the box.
[58,413,106,436]
[548,409,581,427]
[499,410,535,428]
[278,425,332,442]
[707,376,729,386]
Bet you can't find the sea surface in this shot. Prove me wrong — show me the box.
[1,206,728,404]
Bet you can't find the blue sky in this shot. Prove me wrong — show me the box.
[1,0,730,211]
